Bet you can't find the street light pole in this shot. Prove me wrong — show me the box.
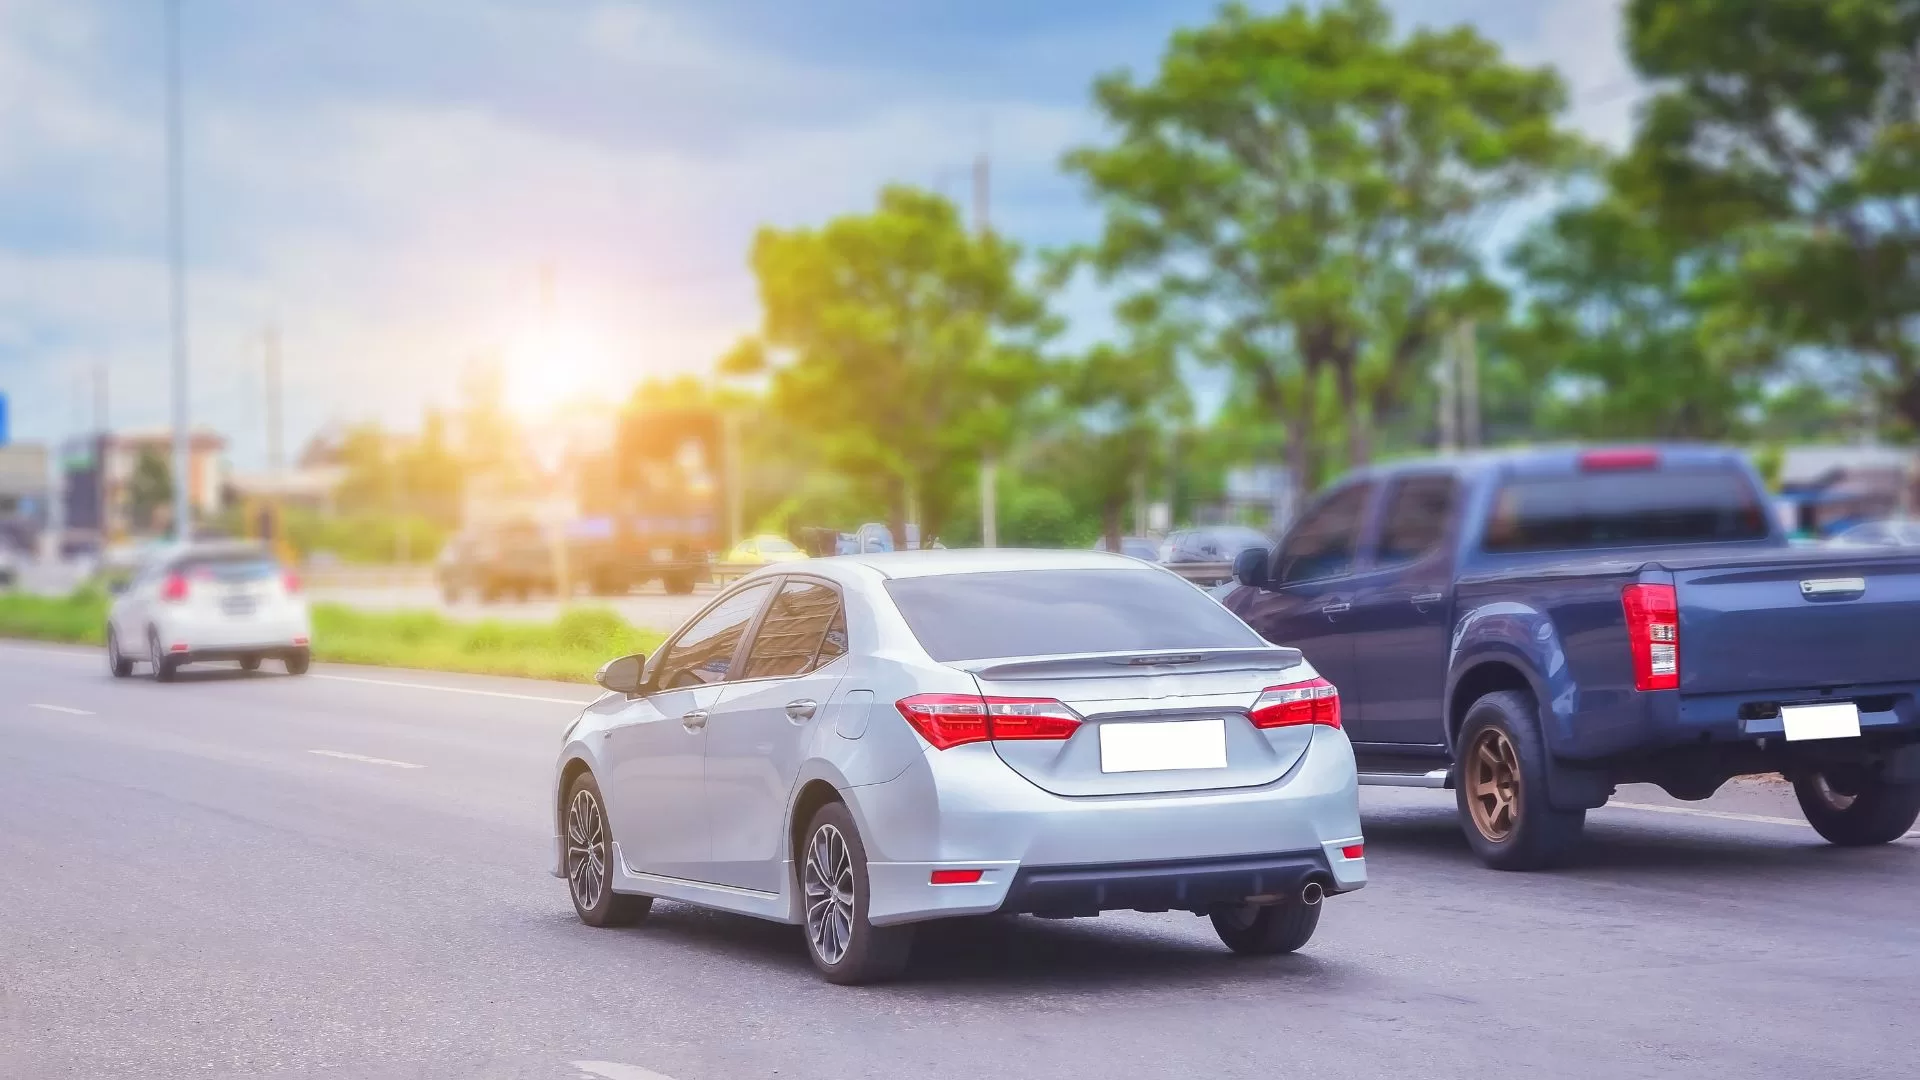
[165,0,193,542]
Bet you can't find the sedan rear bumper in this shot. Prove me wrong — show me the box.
[998,850,1335,918]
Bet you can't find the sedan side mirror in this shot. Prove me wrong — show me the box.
[595,653,648,696]
[1231,546,1271,590]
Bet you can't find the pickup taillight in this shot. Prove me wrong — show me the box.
[1622,583,1679,691]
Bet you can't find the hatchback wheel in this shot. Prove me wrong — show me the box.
[284,649,311,676]
[1793,767,1920,847]
[148,630,180,683]
[107,627,133,678]
[564,772,651,927]
[800,802,912,984]
[240,656,262,672]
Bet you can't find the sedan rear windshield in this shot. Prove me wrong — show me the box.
[1483,469,1770,553]
[884,569,1261,662]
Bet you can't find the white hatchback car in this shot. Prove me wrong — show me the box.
[107,542,312,681]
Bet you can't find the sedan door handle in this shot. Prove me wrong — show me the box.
[785,699,818,723]
[1320,602,1351,617]
[680,709,708,732]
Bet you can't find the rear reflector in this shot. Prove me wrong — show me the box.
[1622,583,1680,691]
[895,694,1081,750]
[293,636,310,647]
[1248,677,1341,730]
[929,869,984,885]
[1341,844,1365,860]
[169,643,190,653]
[1580,448,1660,471]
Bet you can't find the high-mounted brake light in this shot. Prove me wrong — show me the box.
[895,694,1081,750]
[1580,448,1660,471]
[1622,583,1679,691]
[1249,677,1341,730]
[160,573,190,602]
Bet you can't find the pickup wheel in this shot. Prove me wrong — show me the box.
[1455,690,1586,871]
[1792,768,1920,847]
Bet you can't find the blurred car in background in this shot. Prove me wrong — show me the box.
[1829,518,1920,548]
[1161,525,1276,565]
[0,542,16,588]
[106,541,311,682]
[1093,535,1161,561]
[725,534,809,565]
[437,518,556,603]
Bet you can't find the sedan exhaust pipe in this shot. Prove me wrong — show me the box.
[1300,880,1325,906]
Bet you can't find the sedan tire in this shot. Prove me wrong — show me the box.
[1793,768,1920,847]
[800,801,913,985]
[564,772,653,928]
[1210,896,1321,955]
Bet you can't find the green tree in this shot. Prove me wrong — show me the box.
[1063,0,1581,488]
[735,186,1053,542]
[1620,0,1920,434]
[1060,296,1191,551]
[127,448,174,534]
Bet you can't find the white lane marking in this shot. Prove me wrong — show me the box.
[573,1063,678,1080]
[307,749,426,769]
[1606,799,1920,839]
[28,702,95,715]
[312,673,592,705]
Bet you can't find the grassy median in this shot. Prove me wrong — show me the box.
[0,589,663,684]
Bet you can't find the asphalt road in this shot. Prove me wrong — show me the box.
[307,582,713,633]
[2,642,1916,1080]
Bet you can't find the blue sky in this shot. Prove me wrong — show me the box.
[0,0,1636,469]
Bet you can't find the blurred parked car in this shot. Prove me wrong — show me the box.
[1161,525,1275,564]
[436,519,556,603]
[725,534,809,565]
[1093,535,1161,561]
[106,541,311,681]
[1829,518,1920,548]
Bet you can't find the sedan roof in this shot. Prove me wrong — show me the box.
[771,547,1155,583]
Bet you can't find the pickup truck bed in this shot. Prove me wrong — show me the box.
[1223,445,1920,869]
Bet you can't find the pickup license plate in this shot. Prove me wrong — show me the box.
[1098,718,1227,773]
[1780,702,1861,742]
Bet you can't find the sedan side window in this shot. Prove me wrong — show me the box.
[653,582,773,689]
[1274,484,1372,585]
[740,581,847,680]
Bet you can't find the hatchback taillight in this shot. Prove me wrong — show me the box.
[160,573,189,602]
[1622,583,1679,691]
[1249,677,1341,729]
[895,694,1081,750]
[282,570,302,595]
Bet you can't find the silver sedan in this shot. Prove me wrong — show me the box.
[551,549,1365,983]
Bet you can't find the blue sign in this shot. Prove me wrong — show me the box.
[0,392,9,445]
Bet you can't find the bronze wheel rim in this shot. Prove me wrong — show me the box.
[1466,728,1522,842]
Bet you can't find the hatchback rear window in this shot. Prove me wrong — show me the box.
[1483,469,1770,553]
[177,555,280,582]
[884,569,1261,662]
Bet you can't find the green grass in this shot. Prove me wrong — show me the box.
[0,590,663,684]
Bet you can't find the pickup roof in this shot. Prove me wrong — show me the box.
[1222,445,1920,869]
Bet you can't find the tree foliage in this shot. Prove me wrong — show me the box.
[738,185,1053,542]
[127,449,174,533]
[1064,0,1582,489]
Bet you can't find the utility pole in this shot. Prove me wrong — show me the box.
[1437,329,1458,455]
[1459,320,1481,450]
[973,149,998,549]
[93,365,108,434]
[165,0,192,543]
[264,326,283,473]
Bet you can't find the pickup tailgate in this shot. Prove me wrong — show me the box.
[1675,551,1920,695]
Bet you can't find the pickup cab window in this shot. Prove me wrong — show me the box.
[1484,469,1769,553]
[1376,475,1457,566]
[1274,484,1371,584]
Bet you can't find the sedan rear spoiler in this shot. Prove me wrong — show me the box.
[961,647,1304,681]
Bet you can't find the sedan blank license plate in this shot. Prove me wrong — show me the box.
[1098,718,1227,773]
[1780,702,1861,742]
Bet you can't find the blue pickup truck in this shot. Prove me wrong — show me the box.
[1221,446,1920,869]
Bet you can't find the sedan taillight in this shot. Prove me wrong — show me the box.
[895,694,1081,750]
[1249,677,1341,730]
